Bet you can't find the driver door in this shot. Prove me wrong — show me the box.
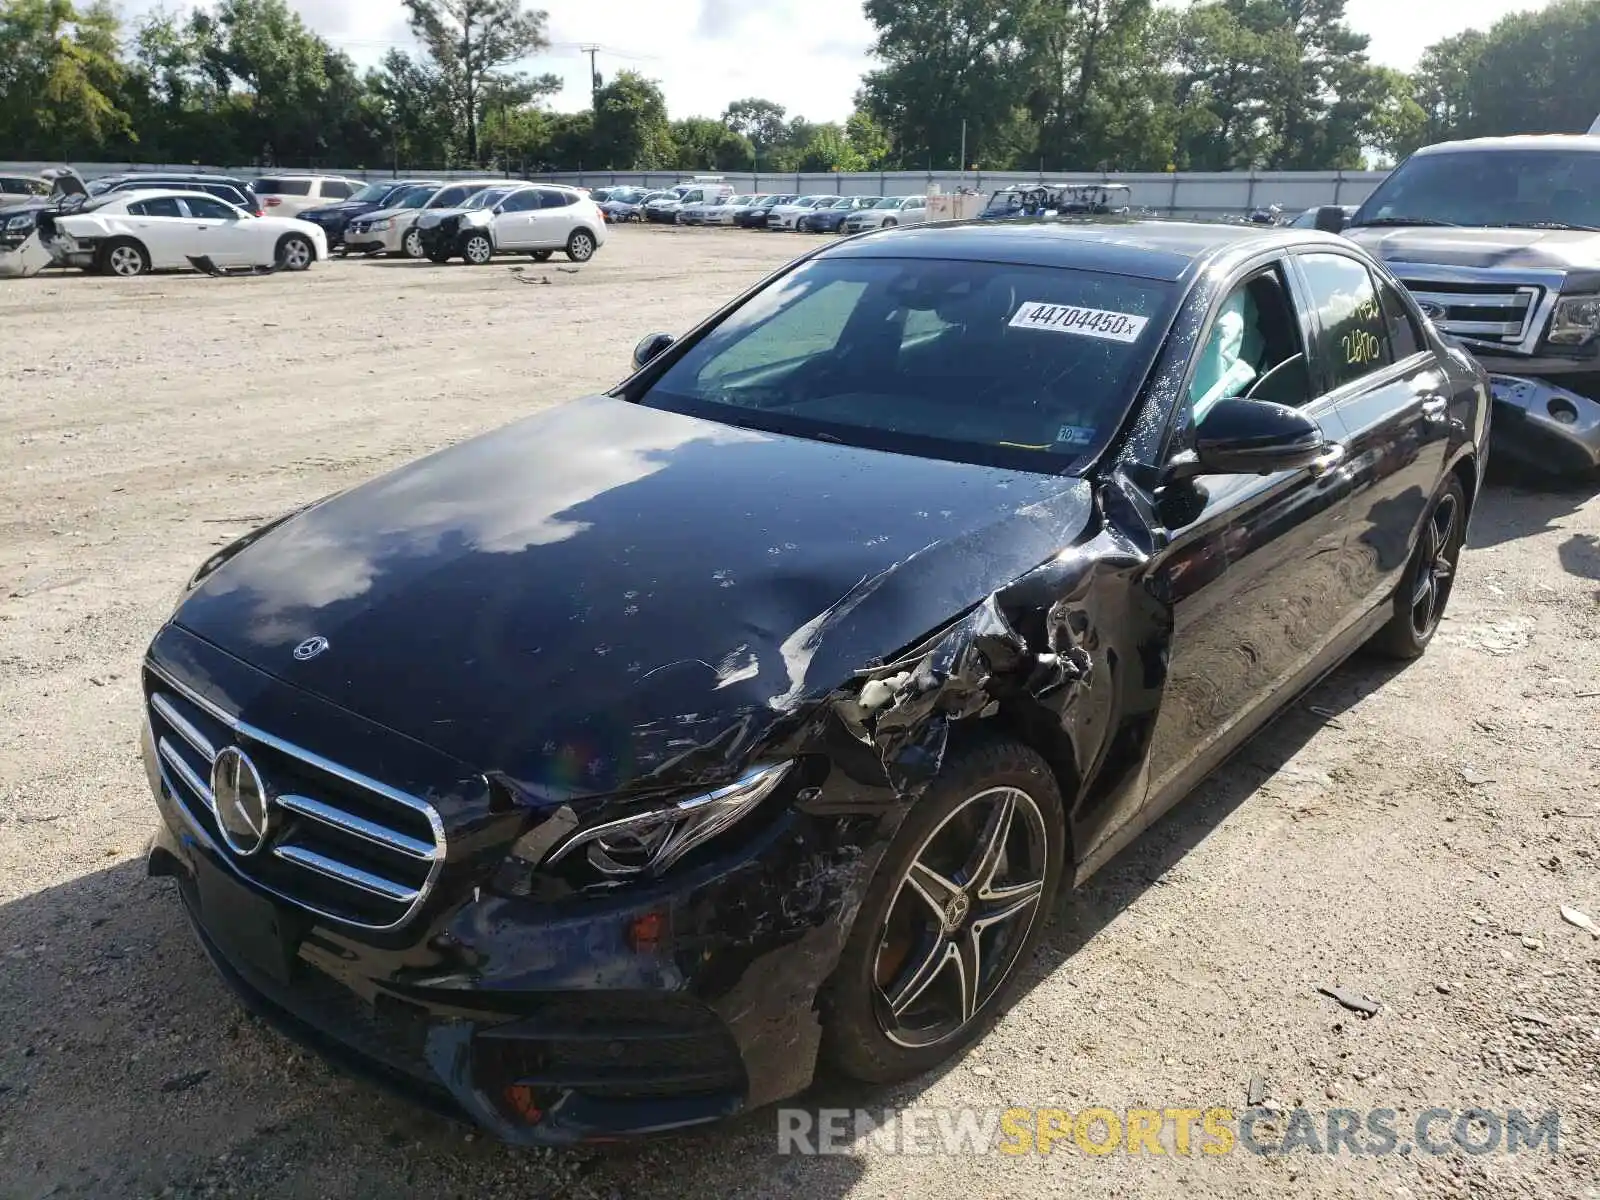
[492,188,541,249]
[178,195,256,266]
[1135,257,1358,830]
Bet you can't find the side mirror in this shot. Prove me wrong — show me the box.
[1313,205,1349,234]
[633,332,675,371]
[1168,397,1329,481]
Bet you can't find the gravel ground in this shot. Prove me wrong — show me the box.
[1,227,1597,1200]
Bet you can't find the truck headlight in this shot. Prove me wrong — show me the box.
[543,761,794,878]
[1549,294,1600,346]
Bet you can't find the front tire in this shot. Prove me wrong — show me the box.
[823,738,1064,1084]
[565,229,596,262]
[882,218,898,228]
[275,234,314,272]
[402,227,424,259]
[461,232,494,265]
[99,238,150,277]
[1369,474,1467,659]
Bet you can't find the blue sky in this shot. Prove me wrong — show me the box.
[120,0,1555,125]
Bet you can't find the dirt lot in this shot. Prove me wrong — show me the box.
[1,227,1597,1200]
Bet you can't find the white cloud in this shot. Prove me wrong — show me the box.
[117,0,1552,126]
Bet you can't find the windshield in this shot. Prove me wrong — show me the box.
[1353,148,1600,230]
[874,197,906,210]
[639,256,1174,472]
[986,192,1022,215]
[465,187,512,209]
[352,181,399,203]
[395,188,435,210]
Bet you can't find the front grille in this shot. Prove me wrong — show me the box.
[1400,278,1543,346]
[146,665,445,930]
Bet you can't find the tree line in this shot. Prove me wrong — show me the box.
[0,0,1596,174]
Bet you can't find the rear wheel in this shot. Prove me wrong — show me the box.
[565,229,596,262]
[99,238,150,277]
[275,234,314,272]
[461,232,494,265]
[1369,474,1467,659]
[823,738,1064,1083]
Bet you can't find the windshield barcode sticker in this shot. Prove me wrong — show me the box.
[1009,302,1149,343]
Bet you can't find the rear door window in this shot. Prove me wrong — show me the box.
[539,189,577,208]
[128,196,184,217]
[1295,252,1394,390]
[256,178,311,196]
[320,180,354,199]
[183,196,240,220]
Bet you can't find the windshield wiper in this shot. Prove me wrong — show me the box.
[1499,220,1600,232]
[1349,216,1459,228]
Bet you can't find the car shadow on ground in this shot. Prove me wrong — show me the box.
[0,664,1409,1198]
[1468,472,1597,550]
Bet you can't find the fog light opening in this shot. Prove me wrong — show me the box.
[1548,397,1579,425]
[501,1083,546,1125]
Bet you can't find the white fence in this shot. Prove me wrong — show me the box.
[0,162,1389,218]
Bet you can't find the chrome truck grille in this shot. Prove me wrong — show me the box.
[1392,268,1561,356]
[145,664,446,930]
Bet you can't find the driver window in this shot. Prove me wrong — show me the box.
[697,279,868,383]
[1187,267,1309,420]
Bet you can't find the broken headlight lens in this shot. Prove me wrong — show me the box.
[545,761,794,878]
[1548,294,1600,346]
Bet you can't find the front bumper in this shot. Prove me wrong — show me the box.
[139,633,883,1144]
[344,220,410,255]
[1488,373,1600,476]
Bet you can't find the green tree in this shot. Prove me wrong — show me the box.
[0,0,131,156]
[401,0,556,163]
[858,0,1035,168]
[1408,31,1485,145]
[722,97,788,150]
[844,109,891,168]
[795,122,863,172]
[671,116,754,170]
[591,70,675,168]
[368,49,457,166]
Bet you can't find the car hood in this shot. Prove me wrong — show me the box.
[1343,224,1600,273]
[302,200,386,219]
[354,205,414,223]
[173,395,1094,799]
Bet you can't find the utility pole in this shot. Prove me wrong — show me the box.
[960,119,967,183]
[580,44,602,109]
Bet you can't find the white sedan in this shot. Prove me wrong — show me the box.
[40,189,328,276]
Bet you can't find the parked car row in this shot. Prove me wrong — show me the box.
[595,182,934,233]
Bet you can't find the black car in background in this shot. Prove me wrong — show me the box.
[737,193,796,228]
[143,220,1485,1145]
[89,172,263,216]
[299,178,435,250]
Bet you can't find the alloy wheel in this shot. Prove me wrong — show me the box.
[280,238,311,270]
[872,786,1049,1049]
[568,233,594,262]
[1409,491,1460,639]
[464,235,492,264]
[108,245,145,276]
[403,228,423,258]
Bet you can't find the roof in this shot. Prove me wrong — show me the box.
[824,219,1320,281]
[1414,134,1600,156]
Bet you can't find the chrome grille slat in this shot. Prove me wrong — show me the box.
[144,661,448,931]
[1393,269,1557,354]
[273,845,421,903]
[275,793,438,860]
[152,692,217,764]
[158,736,214,811]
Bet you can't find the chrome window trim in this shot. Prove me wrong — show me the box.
[145,659,448,932]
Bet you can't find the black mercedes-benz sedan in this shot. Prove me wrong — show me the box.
[141,220,1487,1144]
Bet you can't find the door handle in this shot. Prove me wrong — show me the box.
[1420,394,1449,424]
[1309,442,1346,477]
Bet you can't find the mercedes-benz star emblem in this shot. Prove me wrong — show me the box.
[211,745,272,856]
[293,635,329,661]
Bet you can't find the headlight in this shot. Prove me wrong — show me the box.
[543,761,794,878]
[368,218,392,231]
[6,214,31,230]
[1549,294,1600,346]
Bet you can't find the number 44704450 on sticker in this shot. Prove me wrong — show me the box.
[1009,302,1149,343]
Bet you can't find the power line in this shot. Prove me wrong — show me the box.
[578,43,602,108]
